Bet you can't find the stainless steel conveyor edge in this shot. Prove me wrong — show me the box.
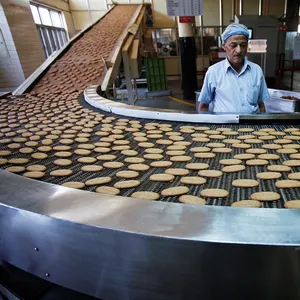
[85,86,300,123]
[1,170,300,299]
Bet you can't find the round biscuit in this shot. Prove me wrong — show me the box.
[198,170,223,178]
[219,159,242,165]
[131,191,160,200]
[96,186,120,195]
[103,162,124,168]
[170,156,192,162]
[231,200,261,208]
[50,169,73,176]
[165,168,189,176]
[5,166,25,173]
[62,182,85,189]
[194,153,216,159]
[81,165,103,172]
[267,165,291,172]
[257,172,282,180]
[251,192,280,201]
[85,177,112,186]
[54,159,72,166]
[284,200,300,209]
[161,186,189,197]
[114,180,140,189]
[150,173,174,182]
[232,179,259,188]
[150,161,173,168]
[275,180,300,188]
[179,195,206,205]
[128,164,150,171]
[116,170,139,179]
[23,171,45,179]
[222,165,245,173]
[185,163,209,170]
[246,159,269,166]
[180,176,206,185]
[200,189,229,198]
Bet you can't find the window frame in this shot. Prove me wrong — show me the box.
[30,2,69,58]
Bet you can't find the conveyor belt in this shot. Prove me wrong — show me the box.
[1,5,300,300]
[1,104,300,208]
[1,4,300,209]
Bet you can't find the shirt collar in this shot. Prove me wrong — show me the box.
[224,58,251,74]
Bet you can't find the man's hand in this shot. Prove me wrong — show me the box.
[259,102,266,113]
[198,102,209,112]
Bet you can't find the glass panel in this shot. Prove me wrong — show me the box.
[38,27,47,58]
[61,30,67,44]
[52,29,60,50]
[45,28,54,53]
[50,10,62,28]
[155,28,178,57]
[195,27,226,55]
[38,7,52,26]
[40,28,51,57]
[56,30,64,47]
[30,5,41,24]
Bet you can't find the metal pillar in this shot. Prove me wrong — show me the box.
[178,18,197,101]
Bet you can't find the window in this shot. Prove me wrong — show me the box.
[50,10,61,28]
[30,3,68,58]
[39,7,52,26]
[30,5,41,24]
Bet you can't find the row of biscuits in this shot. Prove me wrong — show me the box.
[1,107,300,208]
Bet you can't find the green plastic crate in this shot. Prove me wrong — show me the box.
[145,58,167,92]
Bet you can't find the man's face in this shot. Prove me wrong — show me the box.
[224,35,248,65]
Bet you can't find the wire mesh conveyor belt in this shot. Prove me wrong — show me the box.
[1,5,300,209]
[1,101,300,209]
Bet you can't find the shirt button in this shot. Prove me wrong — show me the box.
[240,88,243,91]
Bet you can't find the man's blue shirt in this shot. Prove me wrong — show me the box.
[197,58,269,113]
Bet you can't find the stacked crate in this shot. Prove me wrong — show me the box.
[145,58,167,92]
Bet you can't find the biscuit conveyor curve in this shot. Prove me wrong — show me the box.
[1,3,300,299]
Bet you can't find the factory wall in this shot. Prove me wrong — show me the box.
[69,0,286,30]
[69,0,152,31]
[0,0,45,88]
[35,0,77,38]
[0,1,25,88]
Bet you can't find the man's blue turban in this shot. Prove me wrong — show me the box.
[221,23,249,44]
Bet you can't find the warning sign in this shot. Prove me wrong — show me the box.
[179,16,194,23]
[167,0,203,17]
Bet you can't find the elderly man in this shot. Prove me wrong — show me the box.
[197,23,269,113]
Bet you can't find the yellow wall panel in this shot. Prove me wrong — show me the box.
[152,0,176,28]
[91,11,107,22]
[89,0,108,10]
[203,0,220,26]
[69,0,88,10]
[72,11,91,30]
[268,0,285,17]
[243,0,259,15]
[165,57,179,75]
[223,0,233,25]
